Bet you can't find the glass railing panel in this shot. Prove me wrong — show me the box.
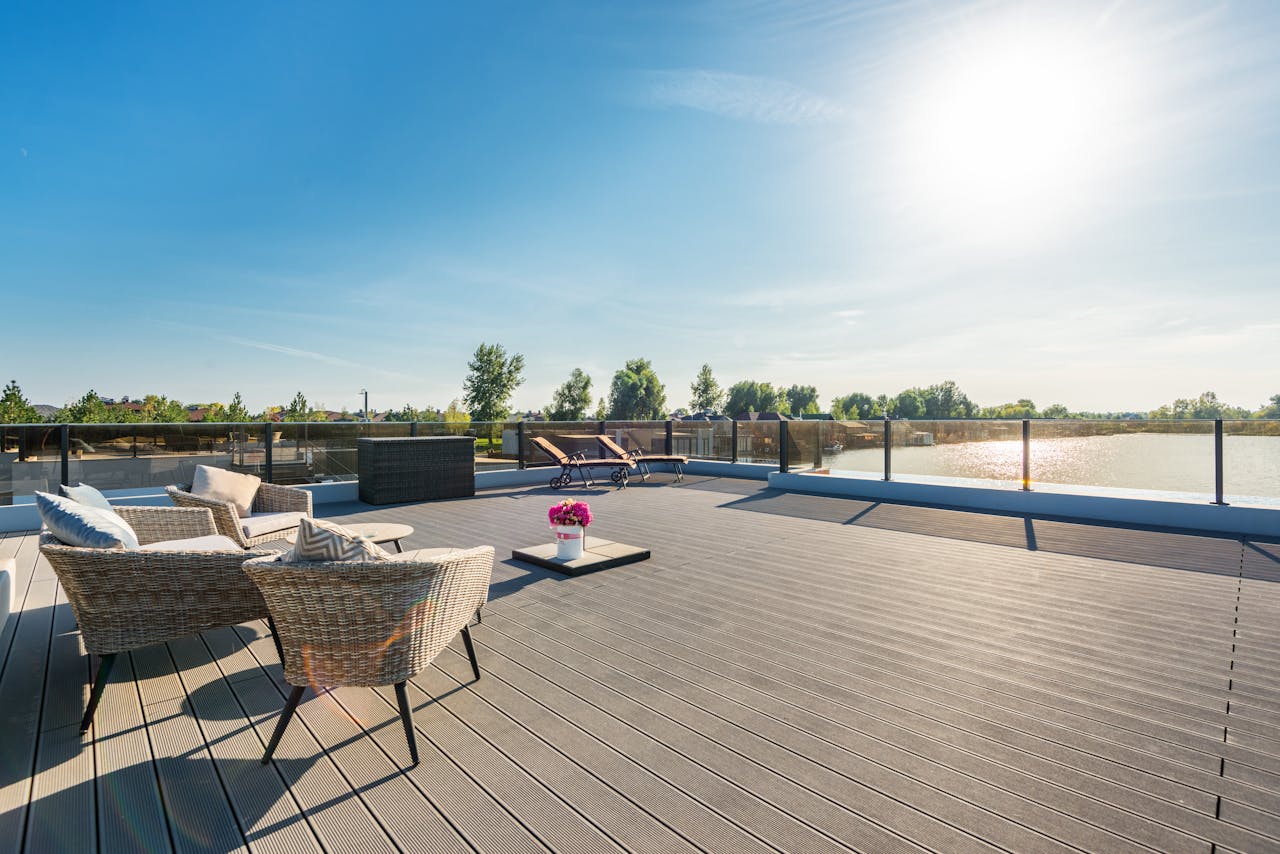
[275,422,362,483]
[822,420,885,476]
[735,421,781,465]
[1030,419,1215,496]
[1,424,63,505]
[786,420,820,471]
[523,421,602,466]
[465,421,517,470]
[672,420,726,460]
[1223,420,1280,505]
[887,419,1022,486]
[603,422,668,457]
[66,423,244,491]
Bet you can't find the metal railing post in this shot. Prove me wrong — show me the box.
[1022,420,1031,491]
[597,420,606,458]
[665,420,674,456]
[517,421,526,470]
[883,418,892,481]
[814,421,823,469]
[779,420,789,473]
[263,422,273,482]
[60,425,70,486]
[409,421,418,437]
[1214,419,1227,505]
[731,420,739,463]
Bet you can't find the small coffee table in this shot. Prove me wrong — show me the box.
[286,521,414,553]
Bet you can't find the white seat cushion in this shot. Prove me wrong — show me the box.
[240,512,308,540]
[139,535,243,552]
[191,465,261,518]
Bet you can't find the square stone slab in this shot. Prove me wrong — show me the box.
[512,538,650,576]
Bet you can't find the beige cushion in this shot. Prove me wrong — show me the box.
[287,518,392,562]
[139,535,242,552]
[240,512,307,539]
[191,465,260,518]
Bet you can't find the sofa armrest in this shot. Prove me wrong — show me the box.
[115,506,219,545]
[166,486,247,547]
[254,482,313,516]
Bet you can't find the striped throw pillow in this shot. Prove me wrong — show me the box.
[288,518,392,562]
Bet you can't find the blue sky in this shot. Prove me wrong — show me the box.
[3,0,1279,414]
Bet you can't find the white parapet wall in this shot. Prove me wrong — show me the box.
[769,470,1280,538]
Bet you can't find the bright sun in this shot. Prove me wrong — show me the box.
[893,16,1138,247]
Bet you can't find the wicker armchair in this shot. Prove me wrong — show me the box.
[167,481,313,548]
[38,506,281,732]
[243,545,494,766]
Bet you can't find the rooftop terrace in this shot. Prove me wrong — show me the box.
[3,475,1279,853]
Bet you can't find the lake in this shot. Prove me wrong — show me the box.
[826,432,1280,504]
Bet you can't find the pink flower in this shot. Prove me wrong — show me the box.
[548,499,592,527]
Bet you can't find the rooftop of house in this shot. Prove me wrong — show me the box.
[4,475,1279,852]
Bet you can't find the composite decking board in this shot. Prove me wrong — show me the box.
[417,641,785,854]
[9,480,1280,854]
[0,534,34,677]
[439,628,871,854]
[371,679,636,854]
[195,627,401,854]
[130,643,250,854]
[608,564,1246,738]
[222,623,481,854]
[503,596,1278,853]
[0,574,57,854]
[477,610,1100,854]
[24,584,95,854]
[163,634,323,854]
[501,601,1259,854]
[533,577,1245,765]
[465,618,1011,854]
[92,649,174,854]
[633,545,1241,697]
[405,658,713,854]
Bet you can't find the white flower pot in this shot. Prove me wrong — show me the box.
[555,525,585,560]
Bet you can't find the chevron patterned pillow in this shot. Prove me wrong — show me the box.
[287,518,393,562]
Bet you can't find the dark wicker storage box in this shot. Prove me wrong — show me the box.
[357,437,475,505]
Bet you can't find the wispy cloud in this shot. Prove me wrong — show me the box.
[642,69,844,124]
[209,334,418,382]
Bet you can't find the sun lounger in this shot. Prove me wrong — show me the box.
[530,436,634,489]
[597,435,686,482]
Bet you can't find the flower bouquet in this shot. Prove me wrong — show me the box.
[548,499,592,559]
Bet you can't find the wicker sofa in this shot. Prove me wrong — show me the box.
[167,480,313,548]
[244,545,494,766]
[38,505,281,731]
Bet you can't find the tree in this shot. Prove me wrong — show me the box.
[1257,394,1280,420]
[226,392,252,422]
[920,380,975,418]
[979,399,1038,419]
[607,358,667,419]
[141,394,189,422]
[462,342,525,423]
[0,380,40,423]
[689,364,725,414]
[283,391,325,422]
[833,392,881,420]
[58,390,112,423]
[443,399,470,435]
[1041,403,1070,419]
[724,380,782,417]
[593,397,608,421]
[785,384,821,416]
[547,369,593,421]
[893,389,926,419]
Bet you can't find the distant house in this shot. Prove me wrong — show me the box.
[800,413,834,420]
[734,411,794,421]
[678,412,730,422]
[186,406,209,422]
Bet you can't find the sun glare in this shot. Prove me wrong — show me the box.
[892,16,1139,248]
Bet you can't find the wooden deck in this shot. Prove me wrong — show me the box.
[3,476,1279,853]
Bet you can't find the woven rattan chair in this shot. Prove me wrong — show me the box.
[38,506,282,732]
[243,545,494,766]
[167,480,313,548]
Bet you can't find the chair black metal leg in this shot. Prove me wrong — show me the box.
[394,681,418,766]
[261,685,305,764]
[473,607,483,625]
[80,653,117,733]
[460,625,481,682]
[266,615,285,667]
